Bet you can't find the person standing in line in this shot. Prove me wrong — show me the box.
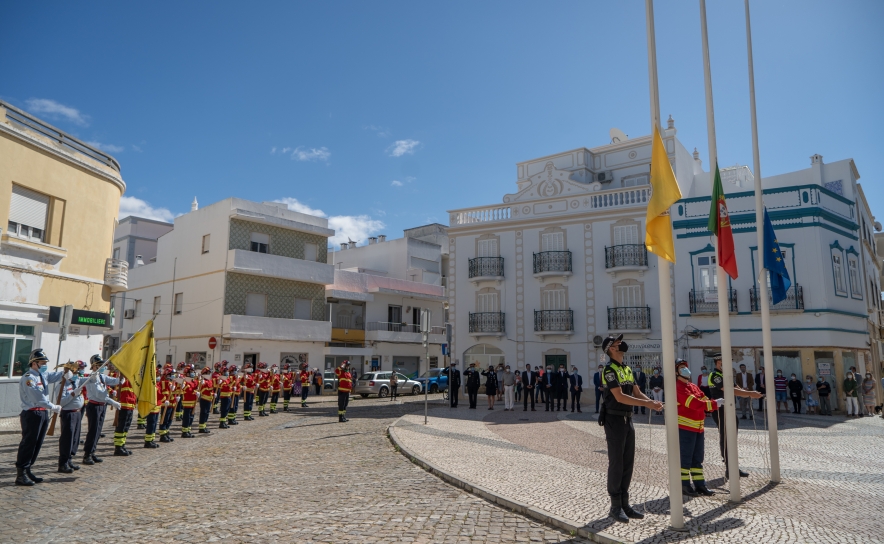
[256,362,271,416]
[555,364,569,412]
[465,362,481,409]
[862,372,877,416]
[495,364,504,402]
[159,367,180,440]
[56,361,86,473]
[335,360,353,422]
[804,375,818,415]
[648,368,664,415]
[113,367,138,457]
[542,365,555,411]
[599,334,663,523]
[299,365,311,408]
[449,362,461,408]
[632,365,647,415]
[268,364,282,414]
[197,367,214,434]
[502,365,515,411]
[389,371,399,401]
[142,369,162,449]
[708,353,763,479]
[216,366,233,428]
[755,366,766,412]
[697,365,710,399]
[843,371,859,417]
[482,365,498,410]
[735,364,754,419]
[674,358,718,497]
[241,363,256,421]
[536,365,545,406]
[816,377,832,416]
[313,368,322,396]
[569,365,583,413]
[773,370,788,413]
[593,364,604,414]
[179,365,199,437]
[522,364,536,411]
[514,369,522,404]
[281,363,293,411]
[787,373,803,414]
[227,364,241,425]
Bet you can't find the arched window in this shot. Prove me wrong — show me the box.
[463,344,505,370]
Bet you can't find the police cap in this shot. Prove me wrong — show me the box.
[601,334,624,354]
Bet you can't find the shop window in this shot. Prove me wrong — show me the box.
[0,324,35,378]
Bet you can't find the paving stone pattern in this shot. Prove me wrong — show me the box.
[392,407,884,544]
[0,396,589,544]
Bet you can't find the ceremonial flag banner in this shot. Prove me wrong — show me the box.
[645,124,683,263]
[108,319,158,417]
[708,162,738,278]
[762,207,792,304]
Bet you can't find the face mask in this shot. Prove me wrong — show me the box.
[777,372,782,376]
[806,380,811,383]
[618,342,629,353]
[653,370,659,375]
[847,374,853,379]
[572,369,577,373]
[505,368,510,371]
[99,367,106,375]
[598,367,603,371]
[222,373,229,377]
[867,374,872,379]
[701,369,707,373]
[559,368,565,372]
[189,373,196,378]
[678,366,691,379]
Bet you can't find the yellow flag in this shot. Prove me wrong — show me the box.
[108,320,157,418]
[645,125,683,263]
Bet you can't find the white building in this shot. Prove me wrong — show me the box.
[117,198,335,369]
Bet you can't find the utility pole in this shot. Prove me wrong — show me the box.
[421,309,431,424]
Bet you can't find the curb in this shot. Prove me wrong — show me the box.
[387,418,628,544]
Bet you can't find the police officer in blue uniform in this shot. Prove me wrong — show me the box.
[600,334,664,523]
[57,361,87,473]
[15,349,66,486]
[82,354,121,466]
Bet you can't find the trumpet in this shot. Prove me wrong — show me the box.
[55,360,82,373]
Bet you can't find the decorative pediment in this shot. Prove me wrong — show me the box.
[503,162,596,203]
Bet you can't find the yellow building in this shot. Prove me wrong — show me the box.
[0,100,126,416]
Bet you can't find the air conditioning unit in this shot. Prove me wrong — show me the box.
[597,171,614,183]
[124,309,136,319]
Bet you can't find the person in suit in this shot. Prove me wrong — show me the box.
[541,365,556,411]
[735,364,755,419]
[465,362,481,409]
[569,366,583,412]
[755,366,766,412]
[632,365,648,415]
[522,364,536,411]
[448,362,461,408]
[536,365,545,405]
[555,364,569,411]
[593,364,604,413]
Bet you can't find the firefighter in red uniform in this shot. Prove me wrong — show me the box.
[256,362,271,416]
[175,362,186,420]
[227,365,241,425]
[212,362,223,414]
[269,364,282,413]
[335,361,353,422]
[159,366,178,442]
[113,368,138,456]
[281,364,294,411]
[180,365,199,438]
[242,362,256,421]
[217,366,233,428]
[675,358,720,497]
[143,368,163,449]
[299,364,311,408]
[198,367,214,434]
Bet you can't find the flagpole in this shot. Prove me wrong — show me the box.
[699,0,740,503]
[744,0,781,483]
[645,0,685,530]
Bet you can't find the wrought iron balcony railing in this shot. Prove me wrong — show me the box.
[468,256,504,279]
[607,306,652,330]
[469,312,505,333]
[689,289,737,313]
[750,285,804,311]
[533,310,573,332]
[604,244,648,269]
[533,251,572,274]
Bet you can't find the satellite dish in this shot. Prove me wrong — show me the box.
[610,128,628,144]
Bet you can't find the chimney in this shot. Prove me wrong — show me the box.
[134,255,145,268]
[191,197,198,212]
[810,154,824,186]
[340,243,349,250]
[378,235,387,243]
[368,237,378,245]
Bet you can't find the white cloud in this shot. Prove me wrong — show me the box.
[118,196,175,222]
[270,147,277,154]
[363,125,390,137]
[25,98,89,126]
[274,197,385,246]
[282,147,291,154]
[291,146,331,162]
[390,180,403,187]
[86,141,125,153]
[387,139,420,157]
[131,144,142,152]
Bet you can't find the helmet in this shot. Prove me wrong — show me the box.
[221,360,228,365]
[29,349,50,364]
[214,362,222,371]
[341,360,350,367]
[176,362,186,370]
[75,360,86,370]
[201,367,212,375]
[271,363,278,368]
[89,354,104,367]
[163,368,175,377]
[675,358,688,368]
[282,363,290,371]
[228,365,238,373]
[257,362,267,370]
[243,362,253,370]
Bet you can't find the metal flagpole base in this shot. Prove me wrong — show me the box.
[667,525,689,533]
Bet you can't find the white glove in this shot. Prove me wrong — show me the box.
[63,370,74,381]
[107,399,122,410]
[715,398,725,406]
[50,404,62,414]
[88,372,99,382]
[164,400,170,406]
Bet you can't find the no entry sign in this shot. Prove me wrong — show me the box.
[208,337,217,349]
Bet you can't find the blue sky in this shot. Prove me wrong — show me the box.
[3,1,882,245]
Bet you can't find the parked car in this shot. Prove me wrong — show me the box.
[354,371,422,398]
[323,370,339,390]
[415,367,450,394]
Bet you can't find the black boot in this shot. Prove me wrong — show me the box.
[160,434,171,443]
[199,428,211,434]
[121,446,132,456]
[137,423,145,430]
[213,407,219,414]
[82,455,95,466]
[25,469,43,483]
[219,422,229,429]
[58,462,73,474]
[229,419,238,425]
[114,446,129,456]
[91,454,103,463]
[15,468,34,486]
[682,483,698,497]
[338,414,344,423]
[694,483,715,496]
[608,498,628,523]
[68,460,80,471]
[144,441,159,448]
[622,505,645,519]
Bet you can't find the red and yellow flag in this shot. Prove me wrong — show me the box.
[707,163,738,279]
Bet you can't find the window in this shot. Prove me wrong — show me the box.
[304,243,318,262]
[615,284,642,307]
[412,307,421,326]
[202,234,211,254]
[134,299,142,317]
[112,247,120,260]
[245,294,267,317]
[174,293,183,315]
[388,305,402,324]
[8,185,49,243]
[478,238,498,257]
[250,232,270,254]
[429,357,439,369]
[847,254,862,298]
[832,250,846,295]
[697,255,718,292]
[294,298,311,320]
[542,286,567,310]
[613,224,639,246]
[541,232,564,252]
[0,324,35,378]
[153,296,161,315]
[477,291,499,312]
[622,175,648,188]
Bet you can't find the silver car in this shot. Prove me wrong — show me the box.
[355,372,422,398]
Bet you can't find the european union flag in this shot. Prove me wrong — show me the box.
[763,207,791,304]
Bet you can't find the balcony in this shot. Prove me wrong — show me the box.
[105,258,128,291]
[750,285,804,312]
[533,309,574,337]
[468,257,504,284]
[605,245,649,275]
[469,312,505,339]
[223,314,331,342]
[689,289,737,314]
[227,248,334,285]
[365,322,445,344]
[533,251,572,282]
[607,306,651,333]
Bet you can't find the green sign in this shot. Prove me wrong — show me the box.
[76,315,107,326]
[48,307,112,329]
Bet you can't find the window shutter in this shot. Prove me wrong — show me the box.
[304,243,318,262]
[9,185,49,230]
[478,239,498,257]
[542,232,563,252]
[245,294,266,317]
[294,298,311,320]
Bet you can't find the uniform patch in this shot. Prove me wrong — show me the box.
[605,372,616,382]
[26,378,35,387]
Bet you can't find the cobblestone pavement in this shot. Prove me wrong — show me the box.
[392,405,884,544]
[0,395,590,544]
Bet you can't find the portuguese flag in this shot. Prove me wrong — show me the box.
[708,163,738,279]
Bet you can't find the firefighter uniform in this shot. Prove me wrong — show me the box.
[257,365,271,416]
[159,373,178,442]
[675,359,717,497]
[227,365,241,425]
[198,369,214,433]
[269,365,281,413]
[300,368,311,407]
[180,368,198,438]
[218,372,233,428]
[281,366,293,411]
[143,377,161,449]
[83,357,120,464]
[242,365,256,420]
[113,374,137,456]
[335,363,353,422]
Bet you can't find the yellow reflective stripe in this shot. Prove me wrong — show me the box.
[705,400,713,411]
[684,396,693,408]
[677,416,704,429]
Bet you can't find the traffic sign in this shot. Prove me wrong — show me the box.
[208,337,217,349]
